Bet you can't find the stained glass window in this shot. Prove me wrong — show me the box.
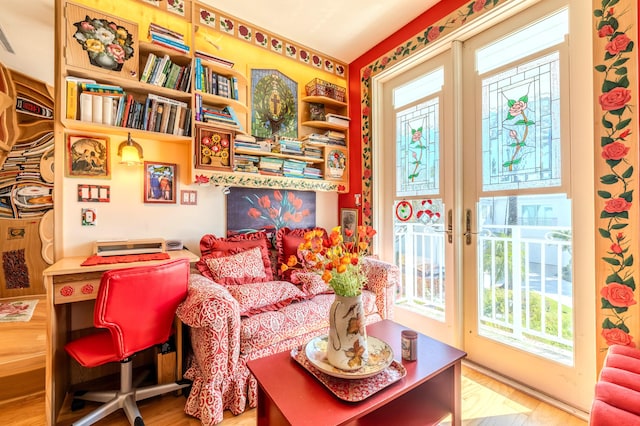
[480,51,561,192]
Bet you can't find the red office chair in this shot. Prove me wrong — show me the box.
[64,258,191,426]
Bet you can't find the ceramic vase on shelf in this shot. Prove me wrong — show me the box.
[327,293,368,371]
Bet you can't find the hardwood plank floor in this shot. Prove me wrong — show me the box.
[0,364,587,425]
[0,298,588,425]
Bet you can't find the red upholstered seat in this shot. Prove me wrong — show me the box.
[64,258,190,426]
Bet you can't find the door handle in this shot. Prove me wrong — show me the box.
[446,209,453,244]
[464,209,478,245]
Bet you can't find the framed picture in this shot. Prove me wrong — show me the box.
[251,69,298,138]
[64,3,139,80]
[340,208,358,243]
[144,161,177,204]
[195,124,233,171]
[325,147,348,182]
[66,134,110,178]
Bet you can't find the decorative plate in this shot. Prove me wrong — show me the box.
[304,335,394,379]
[291,345,407,402]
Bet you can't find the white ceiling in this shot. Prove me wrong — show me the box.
[0,0,441,86]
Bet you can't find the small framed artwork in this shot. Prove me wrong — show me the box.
[195,124,234,171]
[144,161,177,204]
[340,208,358,243]
[66,134,110,179]
[325,147,348,182]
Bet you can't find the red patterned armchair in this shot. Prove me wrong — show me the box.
[176,231,398,425]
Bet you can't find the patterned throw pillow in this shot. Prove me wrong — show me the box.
[293,271,334,296]
[204,247,266,285]
[196,232,273,282]
[226,281,306,316]
[275,227,327,280]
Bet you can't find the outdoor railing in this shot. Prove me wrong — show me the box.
[394,222,574,364]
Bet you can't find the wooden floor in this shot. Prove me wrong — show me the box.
[0,297,588,425]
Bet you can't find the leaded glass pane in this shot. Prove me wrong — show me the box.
[395,97,440,197]
[481,51,561,192]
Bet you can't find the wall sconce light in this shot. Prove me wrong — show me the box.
[117,133,143,165]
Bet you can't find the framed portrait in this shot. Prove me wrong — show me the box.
[64,3,139,80]
[144,161,177,204]
[340,208,358,243]
[195,124,233,171]
[66,134,110,179]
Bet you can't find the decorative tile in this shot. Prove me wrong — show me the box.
[238,24,252,41]
[220,16,234,34]
[270,37,283,54]
[336,64,346,78]
[285,43,297,59]
[299,49,310,64]
[324,59,334,73]
[199,8,216,27]
[255,31,268,48]
[311,54,322,68]
[166,0,185,16]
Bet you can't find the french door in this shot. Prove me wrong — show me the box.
[376,0,594,411]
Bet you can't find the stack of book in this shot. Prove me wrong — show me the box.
[259,157,284,175]
[234,154,260,174]
[282,158,307,178]
[148,23,190,54]
[195,50,234,68]
[277,137,304,156]
[196,97,242,130]
[325,113,350,127]
[234,134,261,152]
[303,167,322,179]
[303,145,322,159]
[301,133,329,146]
[140,53,191,92]
[325,130,346,146]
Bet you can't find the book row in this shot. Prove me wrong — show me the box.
[194,58,240,100]
[140,53,192,92]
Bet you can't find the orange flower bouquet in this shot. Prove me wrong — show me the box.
[281,225,377,297]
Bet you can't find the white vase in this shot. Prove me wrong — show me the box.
[327,294,368,371]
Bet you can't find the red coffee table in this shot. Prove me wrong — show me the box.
[247,319,467,426]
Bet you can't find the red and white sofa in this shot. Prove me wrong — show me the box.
[176,229,399,425]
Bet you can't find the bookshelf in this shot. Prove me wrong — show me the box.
[56,0,349,193]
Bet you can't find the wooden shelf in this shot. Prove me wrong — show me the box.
[66,65,192,103]
[61,119,192,143]
[301,120,348,131]
[196,91,248,113]
[302,95,347,108]
[139,41,192,64]
[234,148,324,164]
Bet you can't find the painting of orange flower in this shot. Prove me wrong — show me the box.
[226,187,316,237]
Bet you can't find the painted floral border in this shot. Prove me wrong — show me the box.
[197,4,346,78]
[593,0,638,350]
[137,0,191,17]
[359,0,507,225]
[195,173,347,193]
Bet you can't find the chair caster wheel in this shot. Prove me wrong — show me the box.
[71,398,85,411]
[134,417,144,426]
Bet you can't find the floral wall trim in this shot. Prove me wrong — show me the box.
[593,0,638,354]
[358,0,508,226]
[197,4,347,78]
[137,0,191,18]
[194,173,346,193]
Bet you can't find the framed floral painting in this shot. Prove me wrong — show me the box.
[144,161,177,204]
[195,124,233,171]
[65,3,139,80]
[226,187,316,237]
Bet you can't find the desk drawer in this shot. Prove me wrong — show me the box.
[54,279,100,304]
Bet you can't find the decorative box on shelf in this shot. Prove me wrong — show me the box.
[305,78,346,102]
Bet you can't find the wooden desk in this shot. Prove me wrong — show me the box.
[248,319,467,426]
[43,250,199,426]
